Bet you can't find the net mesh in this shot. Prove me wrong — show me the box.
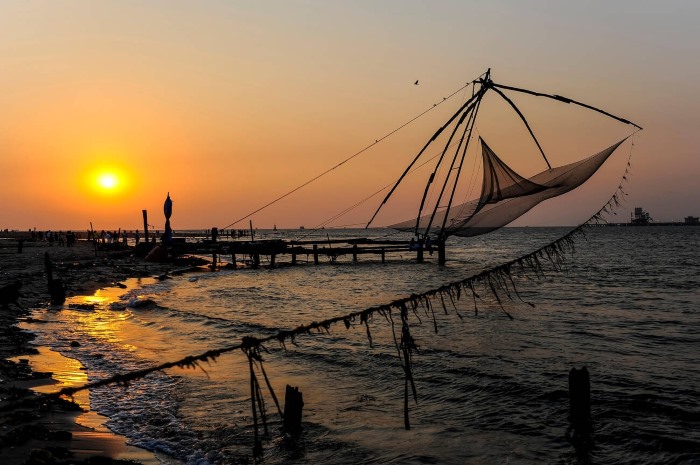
[389,137,626,237]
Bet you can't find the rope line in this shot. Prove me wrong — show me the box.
[9,137,635,408]
[220,81,473,231]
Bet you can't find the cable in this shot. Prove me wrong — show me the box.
[220,82,473,231]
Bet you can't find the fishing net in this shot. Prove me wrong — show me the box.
[389,137,626,237]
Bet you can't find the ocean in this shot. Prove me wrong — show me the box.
[20,226,700,464]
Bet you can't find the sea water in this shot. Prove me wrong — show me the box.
[22,227,700,464]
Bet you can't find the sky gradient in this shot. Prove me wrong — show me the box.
[1,1,698,231]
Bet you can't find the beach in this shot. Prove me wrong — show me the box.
[0,238,195,464]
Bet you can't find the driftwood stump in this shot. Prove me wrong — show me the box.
[284,385,304,434]
[44,252,65,305]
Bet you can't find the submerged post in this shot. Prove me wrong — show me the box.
[313,244,319,265]
[416,238,424,263]
[352,244,358,262]
[284,385,304,434]
[567,366,592,447]
[438,239,446,265]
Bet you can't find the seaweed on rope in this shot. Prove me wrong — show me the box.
[1,140,635,456]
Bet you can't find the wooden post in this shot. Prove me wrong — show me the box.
[417,238,424,263]
[253,253,260,268]
[291,252,297,265]
[231,253,237,268]
[568,366,592,433]
[44,252,65,305]
[352,244,358,262]
[211,227,218,242]
[142,210,149,244]
[284,385,304,434]
[17,239,23,254]
[313,244,319,265]
[250,220,255,241]
[270,254,276,268]
[438,239,446,265]
[211,253,217,271]
[381,247,385,264]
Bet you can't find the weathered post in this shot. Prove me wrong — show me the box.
[352,244,358,262]
[253,253,260,268]
[142,210,149,244]
[438,239,446,265]
[17,239,23,254]
[291,252,297,265]
[231,252,237,268]
[567,366,592,446]
[44,252,65,305]
[270,254,276,268]
[381,247,385,264]
[416,238,424,263]
[284,385,304,434]
[211,227,218,242]
[313,244,319,265]
[211,252,217,271]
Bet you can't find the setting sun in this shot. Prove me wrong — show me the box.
[97,173,119,190]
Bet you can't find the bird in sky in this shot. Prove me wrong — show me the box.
[414,80,419,85]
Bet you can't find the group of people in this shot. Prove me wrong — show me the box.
[90,230,140,246]
[408,235,434,254]
[42,230,77,247]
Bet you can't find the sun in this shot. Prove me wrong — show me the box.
[97,173,119,190]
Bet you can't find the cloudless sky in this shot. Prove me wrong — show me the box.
[1,0,698,231]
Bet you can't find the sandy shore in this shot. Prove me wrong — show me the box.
[0,238,203,464]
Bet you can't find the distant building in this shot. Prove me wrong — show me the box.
[685,216,699,225]
[631,207,652,225]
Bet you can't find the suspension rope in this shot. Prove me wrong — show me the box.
[219,81,474,231]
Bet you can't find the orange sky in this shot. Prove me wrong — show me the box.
[1,1,698,231]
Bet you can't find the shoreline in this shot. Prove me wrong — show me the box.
[0,239,203,464]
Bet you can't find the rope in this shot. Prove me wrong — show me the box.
[6,141,635,407]
[219,82,473,231]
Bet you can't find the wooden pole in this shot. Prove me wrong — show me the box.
[313,244,319,265]
[417,238,424,263]
[438,239,446,265]
[283,385,304,434]
[352,244,358,262]
[270,254,276,268]
[45,252,65,305]
[291,252,297,265]
[142,210,149,244]
[250,220,255,241]
[568,366,592,434]
[381,247,385,264]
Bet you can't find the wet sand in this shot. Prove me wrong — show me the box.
[0,238,198,464]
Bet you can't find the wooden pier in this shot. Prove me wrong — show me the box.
[167,236,446,268]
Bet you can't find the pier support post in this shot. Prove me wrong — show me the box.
[313,244,319,265]
[291,252,297,265]
[381,247,385,264]
[352,244,358,262]
[231,253,237,269]
[417,239,424,263]
[284,385,304,434]
[253,253,260,268]
[270,254,276,268]
[438,239,446,265]
[211,253,217,271]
